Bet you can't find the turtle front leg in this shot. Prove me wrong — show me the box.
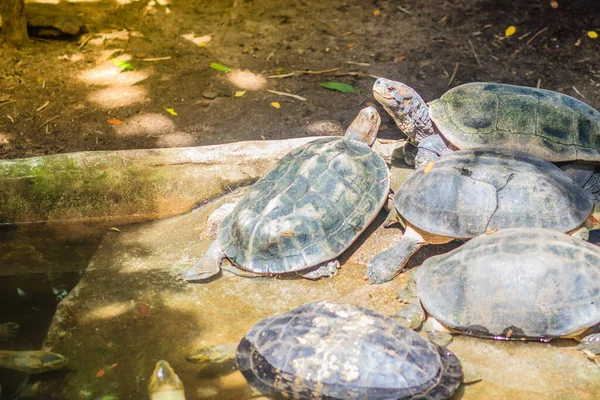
[178,240,225,282]
[366,226,426,284]
[560,162,600,201]
[578,332,600,355]
[414,134,454,169]
[297,260,340,280]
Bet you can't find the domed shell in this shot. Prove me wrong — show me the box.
[394,148,593,239]
[429,82,600,162]
[218,137,390,274]
[414,228,600,339]
[236,301,463,399]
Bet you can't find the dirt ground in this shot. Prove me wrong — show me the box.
[0,0,599,160]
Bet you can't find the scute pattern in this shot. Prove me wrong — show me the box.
[236,302,463,399]
[429,82,600,161]
[415,228,600,339]
[218,137,390,274]
[395,148,593,238]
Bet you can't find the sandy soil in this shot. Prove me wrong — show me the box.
[0,0,599,159]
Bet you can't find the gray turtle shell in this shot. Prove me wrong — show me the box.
[395,148,593,239]
[429,82,600,162]
[219,137,390,274]
[414,228,600,339]
[236,301,463,399]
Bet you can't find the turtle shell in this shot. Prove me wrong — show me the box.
[429,82,600,162]
[395,148,593,239]
[414,228,600,340]
[218,137,390,274]
[236,301,463,399]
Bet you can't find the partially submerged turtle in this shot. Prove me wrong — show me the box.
[187,301,463,399]
[395,227,600,355]
[366,147,595,284]
[148,360,185,400]
[0,322,67,374]
[179,107,390,281]
[372,78,600,197]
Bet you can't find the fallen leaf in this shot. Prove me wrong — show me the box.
[107,119,123,125]
[373,9,381,16]
[110,363,118,369]
[320,82,359,93]
[575,38,582,46]
[96,369,106,378]
[505,26,516,37]
[111,59,135,71]
[423,161,435,174]
[139,303,150,317]
[235,90,247,97]
[109,227,121,232]
[588,31,598,39]
[347,42,356,48]
[270,102,281,109]
[281,232,294,237]
[210,62,232,72]
[166,108,178,116]
[394,55,406,63]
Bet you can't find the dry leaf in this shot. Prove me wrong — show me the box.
[588,31,598,39]
[550,0,558,8]
[96,369,106,378]
[107,119,123,125]
[109,227,121,232]
[166,108,178,116]
[139,303,150,317]
[281,232,294,237]
[347,42,356,48]
[423,161,435,174]
[505,26,516,37]
[235,90,247,97]
[373,9,381,16]
[271,102,281,109]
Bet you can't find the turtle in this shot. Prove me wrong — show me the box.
[394,227,600,356]
[186,301,463,400]
[0,322,67,374]
[179,106,390,281]
[148,360,185,400]
[366,147,596,284]
[372,78,600,198]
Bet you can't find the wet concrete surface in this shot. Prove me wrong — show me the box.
[36,172,600,399]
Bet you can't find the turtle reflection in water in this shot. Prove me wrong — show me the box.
[187,302,463,400]
[395,228,600,356]
[179,107,390,281]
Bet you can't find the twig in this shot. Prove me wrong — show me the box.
[468,39,481,66]
[266,89,307,101]
[269,68,340,79]
[0,100,15,107]
[78,36,91,51]
[397,6,412,15]
[346,61,371,66]
[36,101,50,112]
[334,71,379,79]
[141,56,172,61]
[526,27,548,46]
[38,115,59,131]
[572,86,586,99]
[448,62,459,86]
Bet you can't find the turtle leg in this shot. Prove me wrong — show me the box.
[394,301,426,330]
[365,226,426,284]
[297,260,340,280]
[578,332,600,355]
[396,273,418,303]
[414,134,453,169]
[0,350,67,374]
[560,162,600,201]
[569,226,590,241]
[178,240,225,282]
[402,141,418,166]
[423,317,454,347]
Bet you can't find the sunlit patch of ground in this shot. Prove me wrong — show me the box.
[87,86,149,108]
[227,70,267,91]
[156,132,197,148]
[111,113,175,136]
[306,120,344,136]
[79,301,134,323]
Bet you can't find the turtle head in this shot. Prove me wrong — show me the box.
[148,360,184,397]
[372,78,435,142]
[344,106,381,146]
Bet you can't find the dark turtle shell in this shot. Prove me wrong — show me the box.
[236,301,462,399]
[414,228,600,340]
[429,82,600,162]
[395,148,593,239]
[218,137,390,274]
